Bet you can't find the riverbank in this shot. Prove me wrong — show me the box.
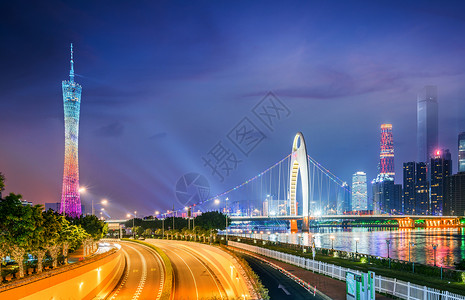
[227,236,465,296]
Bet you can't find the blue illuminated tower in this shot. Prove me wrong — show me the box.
[60,43,82,217]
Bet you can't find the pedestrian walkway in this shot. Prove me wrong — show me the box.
[229,246,390,300]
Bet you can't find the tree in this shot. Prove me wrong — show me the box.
[0,172,5,197]
[194,211,230,230]
[0,193,35,278]
[71,215,108,240]
[143,228,152,237]
[29,205,47,273]
[133,226,144,236]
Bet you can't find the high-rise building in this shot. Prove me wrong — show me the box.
[444,172,465,216]
[417,85,438,163]
[60,44,82,218]
[379,124,395,179]
[403,162,416,214]
[372,174,402,214]
[351,172,368,211]
[403,161,430,215]
[430,149,452,215]
[459,132,465,173]
[336,182,351,214]
[416,162,429,214]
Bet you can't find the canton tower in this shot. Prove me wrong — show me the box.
[60,43,82,217]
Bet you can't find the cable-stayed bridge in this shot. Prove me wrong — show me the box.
[180,132,352,231]
[171,132,460,231]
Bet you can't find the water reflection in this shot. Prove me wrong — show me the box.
[231,227,465,267]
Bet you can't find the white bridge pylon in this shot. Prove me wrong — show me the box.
[289,132,310,231]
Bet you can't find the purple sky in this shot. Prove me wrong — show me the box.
[1,1,465,218]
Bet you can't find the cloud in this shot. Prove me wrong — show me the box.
[94,121,124,137]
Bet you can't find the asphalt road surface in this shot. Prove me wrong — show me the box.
[239,253,325,300]
[107,241,165,300]
[146,239,252,300]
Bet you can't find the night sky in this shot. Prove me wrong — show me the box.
[1,1,465,219]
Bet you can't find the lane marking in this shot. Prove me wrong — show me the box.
[136,242,165,300]
[128,244,148,300]
[108,247,131,300]
[165,247,199,300]
[174,245,224,299]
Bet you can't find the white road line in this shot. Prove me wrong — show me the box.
[145,247,165,299]
[174,245,224,299]
[108,248,131,300]
[127,244,148,300]
[165,248,199,300]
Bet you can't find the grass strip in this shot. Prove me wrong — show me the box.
[220,245,270,300]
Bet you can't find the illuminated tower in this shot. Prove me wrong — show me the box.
[379,124,395,179]
[60,44,82,217]
[459,132,465,173]
[417,85,438,162]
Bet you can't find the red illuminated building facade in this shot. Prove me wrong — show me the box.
[379,124,395,179]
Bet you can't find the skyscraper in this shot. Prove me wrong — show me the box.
[336,182,351,214]
[379,124,395,179]
[372,174,402,214]
[417,85,438,163]
[60,44,82,217]
[416,162,429,215]
[444,172,465,216]
[459,132,465,173]
[430,149,452,215]
[351,172,368,212]
[403,162,416,214]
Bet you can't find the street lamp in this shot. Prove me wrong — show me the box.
[330,235,335,250]
[225,197,229,242]
[161,212,167,239]
[78,187,87,214]
[408,242,414,262]
[386,239,391,258]
[127,211,137,239]
[355,238,359,254]
[432,244,438,266]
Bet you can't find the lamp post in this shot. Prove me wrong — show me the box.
[386,239,391,258]
[79,187,87,214]
[408,242,414,262]
[162,212,167,239]
[355,238,359,254]
[330,235,335,250]
[128,211,137,239]
[225,197,229,243]
[432,244,438,266]
[409,241,415,273]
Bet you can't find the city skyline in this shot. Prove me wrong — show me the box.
[1,1,465,218]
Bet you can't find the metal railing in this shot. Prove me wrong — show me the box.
[228,241,465,300]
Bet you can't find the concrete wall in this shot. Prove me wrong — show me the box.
[0,248,124,300]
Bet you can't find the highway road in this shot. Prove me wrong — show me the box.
[145,239,253,300]
[239,253,325,300]
[107,241,165,300]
